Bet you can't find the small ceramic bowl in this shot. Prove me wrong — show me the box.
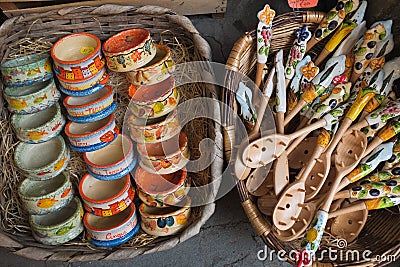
[84,135,136,180]
[58,66,107,91]
[30,196,84,245]
[51,33,105,82]
[79,173,135,216]
[58,72,109,97]
[64,85,114,118]
[14,135,70,180]
[137,131,190,174]
[84,204,139,247]
[127,109,180,144]
[127,76,179,119]
[65,114,118,152]
[3,78,61,114]
[19,172,74,215]
[136,167,190,207]
[11,103,66,144]
[125,44,175,85]
[1,53,53,87]
[102,28,156,72]
[139,197,191,237]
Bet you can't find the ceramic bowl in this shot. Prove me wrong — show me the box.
[102,28,156,72]
[65,114,118,152]
[58,71,109,97]
[127,109,180,144]
[58,66,108,91]
[19,172,74,215]
[139,196,191,236]
[84,134,136,180]
[127,76,179,119]
[30,196,84,245]
[137,131,190,174]
[125,44,175,85]
[3,78,61,114]
[14,135,70,180]
[51,33,105,82]
[11,103,65,143]
[64,85,114,118]
[84,204,139,247]
[136,167,190,207]
[1,53,53,87]
[79,174,135,216]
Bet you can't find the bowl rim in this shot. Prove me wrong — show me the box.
[63,85,113,110]
[102,28,150,55]
[139,196,191,218]
[137,131,187,160]
[128,108,177,130]
[4,78,55,99]
[135,167,187,195]
[18,171,70,200]
[83,134,134,168]
[0,52,49,70]
[127,43,171,73]
[51,32,101,65]
[128,75,175,104]
[79,173,131,204]
[83,203,136,232]
[65,113,114,138]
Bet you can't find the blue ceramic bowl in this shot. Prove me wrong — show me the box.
[58,79,107,97]
[67,101,117,123]
[87,155,137,181]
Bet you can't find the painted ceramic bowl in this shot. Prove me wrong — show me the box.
[79,173,135,217]
[14,135,70,180]
[125,44,175,85]
[11,103,65,143]
[102,28,156,72]
[139,196,191,237]
[58,66,108,91]
[58,72,109,97]
[84,134,136,180]
[51,33,105,82]
[84,204,139,247]
[3,78,60,114]
[137,131,189,174]
[136,167,190,207]
[127,109,180,144]
[19,172,74,215]
[65,114,118,152]
[64,85,114,118]
[1,53,53,87]
[30,196,84,245]
[127,76,179,119]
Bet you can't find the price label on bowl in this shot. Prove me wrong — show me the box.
[80,47,95,55]
[288,0,318,8]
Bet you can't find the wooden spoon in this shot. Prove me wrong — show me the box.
[246,164,273,195]
[257,189,277,216]
[287,136,318,169]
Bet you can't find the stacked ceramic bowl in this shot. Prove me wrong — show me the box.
[103,28,191,237]
[1,53,84,246]
[49,33,139,247]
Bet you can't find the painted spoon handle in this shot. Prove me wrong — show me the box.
[342,178,400,200]
[276,50,287,134]
[363,118,400,156]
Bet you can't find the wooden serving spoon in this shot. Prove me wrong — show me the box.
[287,136,318,169]
[257,189,278,216]
[246,164,273,196]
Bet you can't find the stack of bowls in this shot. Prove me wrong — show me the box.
[102,28,191,236]
[1,53,83,245]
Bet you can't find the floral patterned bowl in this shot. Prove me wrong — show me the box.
[11,103,65,144]
[3,78,60,114]
[126,109,180,144]
[64,114,118,152]
[1,53,53,87]
[14,135,70,180]
[84,134,136,180]
[125,44,175,85]
[102,28,156,72]
[139,196,191,236]
[58,71,109,97]
[79,173,135,217]
[137,131,189,174]
[127,76,179,119]
[51,33,105,82]
[58,67,108,92]
[135,167,190,207]
[30,196,84,246]
[19,172,74,215]
[84,204,139,247]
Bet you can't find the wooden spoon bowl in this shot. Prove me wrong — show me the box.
[247,166,273,196]
[287,136,318,170]
[257,190,278,216]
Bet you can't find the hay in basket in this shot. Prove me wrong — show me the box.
[0,4,223,262]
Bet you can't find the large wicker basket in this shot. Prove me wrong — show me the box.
[0,4,223,261]
[223,11,400,266]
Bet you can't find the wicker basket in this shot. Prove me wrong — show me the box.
[223,11,400,266]
[0,4,223,261]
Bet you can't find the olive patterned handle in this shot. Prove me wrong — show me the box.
[384,140,400,170]
[348,178,400,199]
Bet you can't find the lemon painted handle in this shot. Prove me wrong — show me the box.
[365,196,400,210]
[346,88,377,121]
[325,20,358,52]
